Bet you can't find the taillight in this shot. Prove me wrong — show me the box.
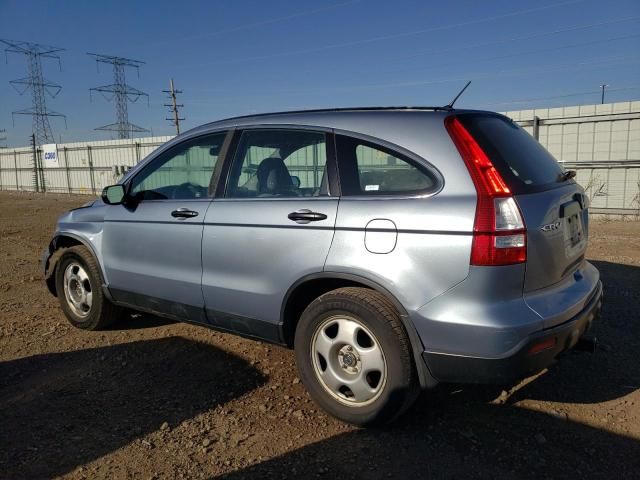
[445,116,527,266]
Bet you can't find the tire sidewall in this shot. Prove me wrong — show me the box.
[295,295,414,426]
[55,249,104,330]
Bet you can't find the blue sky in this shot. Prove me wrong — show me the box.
[1,0,639,146]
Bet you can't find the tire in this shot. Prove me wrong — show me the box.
[294,287,419,426]
[54,245,122,330]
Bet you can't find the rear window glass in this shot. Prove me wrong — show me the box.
[336,135,437,196]
[458,114,566,193]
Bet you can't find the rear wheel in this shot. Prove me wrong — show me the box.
[295,287,419,426]
[55,245,122,330]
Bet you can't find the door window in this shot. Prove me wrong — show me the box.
[336,135,437,196]
[130,132,226,200]
[226,130,328,198]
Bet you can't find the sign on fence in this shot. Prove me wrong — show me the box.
[42,144,59,168]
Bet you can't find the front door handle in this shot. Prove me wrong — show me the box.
[171,208,199,219]
[288,209,327,224]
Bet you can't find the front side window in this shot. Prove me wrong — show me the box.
[336,135,437,196]
[226,130,327,198]
[130,132,226,200]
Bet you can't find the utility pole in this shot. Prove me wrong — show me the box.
[600,84,609,104]
[1,39,66,146]
[0,129,6,148]
[163,79,184,135]
[88,53,149,139]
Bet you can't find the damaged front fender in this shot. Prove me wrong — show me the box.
[42,236,85,297]
[42,242,65,296]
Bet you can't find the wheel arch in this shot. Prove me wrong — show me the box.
[280,272,438,389]
[45,233,106,297]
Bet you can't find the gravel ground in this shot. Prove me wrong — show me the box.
[0,191,638,479]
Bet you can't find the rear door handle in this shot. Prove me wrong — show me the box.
[288,209,327,224]
[171,208,199,219]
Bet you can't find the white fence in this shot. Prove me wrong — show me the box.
[505,101,640,216]
[1,101,639,215]
[0,136,173,195]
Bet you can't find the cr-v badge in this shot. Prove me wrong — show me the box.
[541,220,561,232]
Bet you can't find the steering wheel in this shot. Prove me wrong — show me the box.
[170,182,202,199]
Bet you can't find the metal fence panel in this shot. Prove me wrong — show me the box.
[0,105,638,215]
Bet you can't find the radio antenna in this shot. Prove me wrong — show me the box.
[445,81,471,109]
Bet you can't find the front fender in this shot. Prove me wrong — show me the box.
[42,246,57,296]
[42,232,106,297]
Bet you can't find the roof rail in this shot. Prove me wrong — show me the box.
[210,106,451,123]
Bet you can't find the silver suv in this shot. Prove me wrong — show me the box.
[43,107,603,425]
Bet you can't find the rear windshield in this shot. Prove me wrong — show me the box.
[457,113,568,194]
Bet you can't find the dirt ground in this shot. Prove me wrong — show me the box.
[0,191,638,480]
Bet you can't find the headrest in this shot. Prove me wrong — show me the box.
[257,157,293,194]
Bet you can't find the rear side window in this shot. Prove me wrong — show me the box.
[457,114,566,193]
[336,135,437,196]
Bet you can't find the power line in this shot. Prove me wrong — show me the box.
[387,32,640,78]
[400,15,640,61]
[163,79,184,135]
[193,53,639,99]
[333,54,638,92]
[88,53,149,139]
[180,0,586,69]
[186,16,640,96]
[0,38,67,146]
[478,85,640,109]
[151,0,362,46]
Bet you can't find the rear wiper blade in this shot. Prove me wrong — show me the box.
[559,170,576,182]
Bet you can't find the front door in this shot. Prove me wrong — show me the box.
[202,128,338,340]
[102,131,228,322]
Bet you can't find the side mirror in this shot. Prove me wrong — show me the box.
[102,184,126,205]
[290,175,301,188]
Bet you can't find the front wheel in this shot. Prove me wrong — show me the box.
[55,245,122,330]
[294,287,419,426]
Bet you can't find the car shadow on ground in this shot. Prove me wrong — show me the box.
[219,395,640,479]
[110,311,177,330]
[505,260,640,406]
[222,260,640,479]
[0,337,266,479]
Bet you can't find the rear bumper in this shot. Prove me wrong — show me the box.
[422,280,603,384]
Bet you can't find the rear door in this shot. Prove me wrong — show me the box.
[457,114,589,293]
[201,128,339,341]
[326,133,471,311]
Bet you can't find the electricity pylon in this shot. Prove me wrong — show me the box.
[88,53,149,139]
[1,39,66,146]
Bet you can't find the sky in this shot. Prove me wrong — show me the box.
[0,0,639,147]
